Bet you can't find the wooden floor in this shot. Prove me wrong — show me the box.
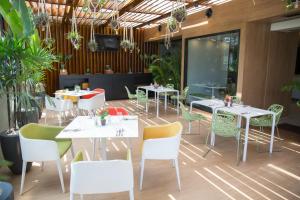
[4,99,300,200]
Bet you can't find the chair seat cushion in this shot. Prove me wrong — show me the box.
[56,139,72,158]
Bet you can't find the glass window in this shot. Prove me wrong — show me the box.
[185,30,240,102]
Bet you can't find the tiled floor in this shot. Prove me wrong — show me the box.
[4,99,300,200]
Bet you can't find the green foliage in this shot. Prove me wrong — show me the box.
[0,159,12,181]
[67,31,82,50]
[149,53,180,90]
[140,54,159,68]
[282,81,300,107]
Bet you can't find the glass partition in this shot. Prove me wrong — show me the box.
[185,30,240,102]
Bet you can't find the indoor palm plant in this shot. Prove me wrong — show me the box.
[0,0,57,174]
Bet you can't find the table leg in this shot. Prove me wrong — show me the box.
[269,114,276,154]
[100,138,107,160]
[177,91,179,115]
[164,92,167,111]
[156,92,160,117]
[242,118,250,162]
[146,90,149,113]
[212,88,214,99]
[92,138,97,160]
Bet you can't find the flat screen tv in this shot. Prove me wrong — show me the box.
[94,34,120,51]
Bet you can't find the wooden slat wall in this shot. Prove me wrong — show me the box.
[40,23,158,94]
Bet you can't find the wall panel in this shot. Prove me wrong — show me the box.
[41,23,158,94]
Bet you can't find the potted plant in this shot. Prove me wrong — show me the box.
[97,109,108,126]
[58,54,72,75]
[120,40,131,52]
[172,7,187,25]
[167,17,177,33]
[33,12,49,28]
[282,80,300,107]
[67,31,82,50]
[104,65,114,74]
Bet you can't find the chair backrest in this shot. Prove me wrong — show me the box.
[268,104,284,125]
[70,158,133,194]
[78,93,105,111]
[142,122,183,159]
[81,88,105,99]
[212,113,239,138]
[183,86,189,98]
[45,96,72,112]
[125,86,132,96]
[19,123,61,161]
[179,102,191,120]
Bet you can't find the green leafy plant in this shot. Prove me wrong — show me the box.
[0,34,57,129]
[43,37,55,49]
[58,54,72,69]
[120,40,131,51]
[167,17,177,33]
[0,159,12,181]
[140,54,159,69]
[149,53,180,90]
[67,31,82,50]
[33,13,49,28]
[282,81,300,107]
[283,0,297,9]
[172,7,187,24]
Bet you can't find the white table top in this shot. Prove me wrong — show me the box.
[138,85,178,93]
[54,90,98,97]
[191,99,225,110]
[217,105,275,118]
[56,116,139,139]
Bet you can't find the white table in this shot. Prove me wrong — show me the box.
[54,90,98,97]
[137,85,179,117]
[56,115,139,160]
[190,99,276,162]
[193,83,227,99]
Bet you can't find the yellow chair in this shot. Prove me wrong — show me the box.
[64,95,78,104]
[140,122,183,191]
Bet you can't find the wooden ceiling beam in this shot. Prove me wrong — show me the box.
[62,0,80,24]
[135,0,207,28]
[102,0,144,27]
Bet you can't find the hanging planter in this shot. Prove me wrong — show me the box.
[67,9,82,50]
[128,25,135,53]
[120,40,131,51]
[110,19,120,30]
[82,0,90,12]
[167,17,177,33]
[110,0,120,33]
[44,38,55,49]
[172,7,187,24]
[88,40,97,52]
[67,31,82,50]
[34,13,49,28]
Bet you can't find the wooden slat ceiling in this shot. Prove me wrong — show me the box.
[26,0,232,28]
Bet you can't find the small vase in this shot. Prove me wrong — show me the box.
[101,119,106,126]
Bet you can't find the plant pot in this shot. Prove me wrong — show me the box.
[104,69,114,74]
[0,132,32,175]
[101,119,106,126]
[0,181,14,200]
[16,109,39,128]
[60,69,68,75]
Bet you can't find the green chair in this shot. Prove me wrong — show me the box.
[125,86,138,100]
[203,113,242,165]
[19,123,74,194]
[179,102,206,134]
[250,104,284,138]
[137,90,149,113]
[171,86,189,104]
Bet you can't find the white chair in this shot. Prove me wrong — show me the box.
[77,93,105,115]
[45,95,73,124]
[70,151,134,200]
[19,123,74,195]
[139,122,183,191]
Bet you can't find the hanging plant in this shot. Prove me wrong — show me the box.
[284,0,299,9]
[88,40,97,52]
[67,8,82,50]
[110,19,120,30]
[44,38,55,49]
[67,31,82,50]
[82,0,90,12]
[128,25,135,53]
[97,0,107,6]
[172,7,187,24]
[120,40,131,51]
[34,12,49,28]
[167,17,177,33]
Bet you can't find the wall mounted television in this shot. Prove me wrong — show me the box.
[94,34,120,51]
